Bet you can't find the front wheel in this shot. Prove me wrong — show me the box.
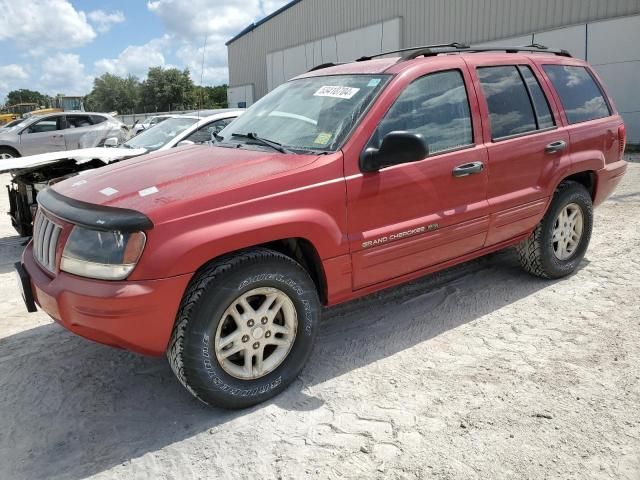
[517,181,593,279]
[0,147,19,160]
[167,248,320,409]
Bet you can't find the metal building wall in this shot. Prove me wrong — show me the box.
[227,0,640,99]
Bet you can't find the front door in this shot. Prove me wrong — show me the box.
[346,64,490,290]
[19,115,66,155]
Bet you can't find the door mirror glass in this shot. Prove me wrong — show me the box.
[360,131,428,173]
[177,140,195,147]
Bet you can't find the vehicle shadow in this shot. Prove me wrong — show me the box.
[0,248,583,480]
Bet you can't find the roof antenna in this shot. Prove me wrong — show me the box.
[198,35,208,118]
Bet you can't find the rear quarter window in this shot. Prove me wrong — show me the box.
[542,65,611,124]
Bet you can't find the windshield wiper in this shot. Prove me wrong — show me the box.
[231,132,292,154]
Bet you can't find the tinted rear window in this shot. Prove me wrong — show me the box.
[543,65,611,124]
[478,66,537,139]
[520,67,555,130]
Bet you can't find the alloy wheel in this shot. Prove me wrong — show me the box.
[552,203,584,260]
[214,287,297,380]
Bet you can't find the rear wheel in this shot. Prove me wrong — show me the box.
[167,248,320,409]
[517,181,593,279]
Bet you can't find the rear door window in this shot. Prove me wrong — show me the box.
[478,66,537,139]
[519,66,555,130]
[66,115,94,128]
[542,65,611,124]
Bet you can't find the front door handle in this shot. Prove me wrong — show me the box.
[452,161,484,177]
[545,140,567,154]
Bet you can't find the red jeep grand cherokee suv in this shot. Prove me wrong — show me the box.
[16,44,627,408]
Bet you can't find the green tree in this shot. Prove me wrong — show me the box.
[191,84,228,109]
[6,89,51,108]
[85,73,141,113]
[140,67,195,112]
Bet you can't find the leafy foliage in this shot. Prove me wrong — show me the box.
[5,89,51,108]
[3,68,229,114]
[84,73,141,113]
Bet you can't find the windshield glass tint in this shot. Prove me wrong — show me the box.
[220,75,390,152]
[124,117,198,151]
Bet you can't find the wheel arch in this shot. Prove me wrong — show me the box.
[0,145,21,157]
[560,170,596,200]
[186,238,328,304]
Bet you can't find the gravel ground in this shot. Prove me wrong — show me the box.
[1,159,639,480]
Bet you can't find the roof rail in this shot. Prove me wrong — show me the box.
[306,43,571,73]
[356,43,470,62]
[402,43,572,60]
[307,62,344,72]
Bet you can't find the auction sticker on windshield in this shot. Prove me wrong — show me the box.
[314,86,360,99]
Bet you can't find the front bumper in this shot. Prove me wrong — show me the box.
[21,244,193,356]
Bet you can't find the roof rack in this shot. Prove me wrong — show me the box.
[356,43,470,62]
[402,43,572,60]
[307,42,571,73]
[307,62,344,72]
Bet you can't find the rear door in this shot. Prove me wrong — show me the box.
[345,60,490,290]
[465,56,571,246]
[62,114,98,149]
[541,62,621,166]
[18,115,66,155]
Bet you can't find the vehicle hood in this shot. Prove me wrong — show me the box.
[50,144,320,223]
[0,147,147,175]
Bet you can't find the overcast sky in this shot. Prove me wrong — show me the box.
[0,0,290,102]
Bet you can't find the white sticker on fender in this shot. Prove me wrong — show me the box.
[138,186,159,197]
[99,187,118,196]
[314,86,360,99]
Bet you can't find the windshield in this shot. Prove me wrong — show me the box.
[219,74,390,153]
[1,119,22,129]
[2,118,33,133]
[123,117,198,151]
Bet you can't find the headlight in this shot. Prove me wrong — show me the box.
[61,226,146,281]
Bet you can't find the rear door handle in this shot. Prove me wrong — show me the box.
[545,140,567,154]
[452,161,484,177]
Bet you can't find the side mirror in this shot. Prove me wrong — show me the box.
[360,131,429,173]
[103,137,119,148]
[177,140,195,147]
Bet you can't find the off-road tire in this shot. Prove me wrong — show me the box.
[167,248,320,409]
[517,181,593,279]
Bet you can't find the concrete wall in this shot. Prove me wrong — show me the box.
[475,15,640,143]
[227,84,254,109]
[228,0,640,99]
[227,0,640,142]
[263,18,401,92]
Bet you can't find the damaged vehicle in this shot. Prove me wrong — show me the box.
[0,112,128,159]
[4,109,243,236]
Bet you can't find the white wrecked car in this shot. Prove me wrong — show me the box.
[4,110,243,235]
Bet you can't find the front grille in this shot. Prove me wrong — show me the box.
[33,210,63,273]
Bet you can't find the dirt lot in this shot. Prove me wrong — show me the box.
[1,160,639,480]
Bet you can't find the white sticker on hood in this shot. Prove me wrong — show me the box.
[138,186,159,197]
[314,86,360,99]
[99,187,118,196]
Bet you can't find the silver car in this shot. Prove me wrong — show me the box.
[0,112,127,159]
[3,109,244,236]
